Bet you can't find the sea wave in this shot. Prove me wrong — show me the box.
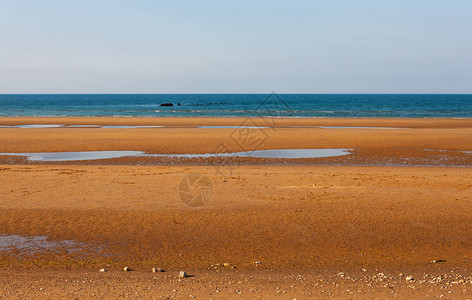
[1,94,471,118]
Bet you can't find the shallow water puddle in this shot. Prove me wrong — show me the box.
[245,149,351,158]
[149,148,352,159]
[0,149,351,161]
[0,234,85,253]
[101,125,165,128]
[318,126,403,129]
[0,124,64,128]
[0,151,144,161]
[66,125,101,128]
[197,126,270,129]
[0,124,164,129]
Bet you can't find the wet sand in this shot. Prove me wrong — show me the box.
[1,116,472,128]
[1,117,472,167]
[1,117,472,298]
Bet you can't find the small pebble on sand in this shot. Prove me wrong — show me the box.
[152,268,165,273]
[179,271,189,278]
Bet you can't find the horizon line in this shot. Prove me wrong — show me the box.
[1,93,472,95]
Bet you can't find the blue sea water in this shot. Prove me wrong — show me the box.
[0,94,471,118]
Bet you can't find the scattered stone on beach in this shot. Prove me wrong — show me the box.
[123,267,130,272]
[223,263,236,268]
[152,268,165,273]
[406,275,415,282]
[431,259,447,263]
[253,261,262,265]
[99,269,107,273]
[179,271,189,278]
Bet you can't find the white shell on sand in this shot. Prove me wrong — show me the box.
[179,271,189,278]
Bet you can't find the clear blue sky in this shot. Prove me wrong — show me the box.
[1,0,471,93]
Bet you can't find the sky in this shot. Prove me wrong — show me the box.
[0,0,471,94]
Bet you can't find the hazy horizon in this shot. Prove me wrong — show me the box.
[1,0,471,94]
[1,93,472,95]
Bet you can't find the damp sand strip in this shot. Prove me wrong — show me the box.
[0,124,408,129]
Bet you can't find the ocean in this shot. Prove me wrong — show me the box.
[0,94,471,118]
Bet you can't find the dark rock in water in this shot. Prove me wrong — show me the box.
[177,102,181,106]
[160,103,174,107]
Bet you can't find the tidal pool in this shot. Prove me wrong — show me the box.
[0,151,144,162]
[0,124,64,128]
[0,234,85,253]
[318,126,403,129]
[148,148,352,159]
[0,149,351,162]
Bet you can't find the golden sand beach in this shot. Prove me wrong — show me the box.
[1,117,472,298]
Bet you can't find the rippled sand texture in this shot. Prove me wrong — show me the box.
[0,117,472,298]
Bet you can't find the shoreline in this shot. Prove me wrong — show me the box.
[1,116,472,128]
